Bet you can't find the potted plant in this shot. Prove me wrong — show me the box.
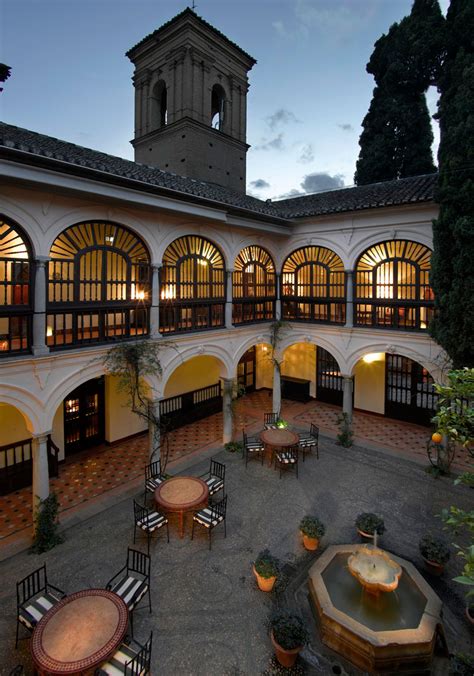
[270,610,309,668]
[355,512,385,539]
[276,418,288,429]
[449,652,474,676]
[253,549,279,592]
[419,534,450,575]
[299,515,325,551]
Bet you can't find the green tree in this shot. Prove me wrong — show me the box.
[355,0,444,185]
[430,0,474,367]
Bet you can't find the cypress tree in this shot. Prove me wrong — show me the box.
[355,0,444,185]
[430,0,474,367]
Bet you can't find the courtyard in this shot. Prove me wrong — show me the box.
[0,421,472,675]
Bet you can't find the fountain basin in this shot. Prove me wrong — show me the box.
[348,546,402,595]
[308,545,443,673]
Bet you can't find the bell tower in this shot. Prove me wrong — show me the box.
[127,8,256,193]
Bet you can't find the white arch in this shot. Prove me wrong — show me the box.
[278,237,349,271]
[0,384,43,433]
[0,203,42,258]
[230,238,279,271]
[278,331,348,374]
[347,342,444,383]
[157,226,233,270]
[232,335,272,372]
[348,232,434,270]
[160,344,232,397]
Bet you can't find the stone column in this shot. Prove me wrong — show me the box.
[342,375,354,421]
[32,432,50,517]
[345,270,354,328]
[150,264,161,338]
[272,363,281,417]
[222,378,233,444]
[32,257,49,356]
[275,272,281,320]
[225,269,234,329]
[148,399,161,463]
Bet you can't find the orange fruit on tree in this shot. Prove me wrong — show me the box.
[431,432,443,444]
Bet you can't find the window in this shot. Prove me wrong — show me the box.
[151,80,167,128]
[282,246,345,324]
[160,235,225,333]
[211,84,226,131]
[47,222,150,348]
[233,246,275,324]
[0,218,31,355]
[355,240,433,331]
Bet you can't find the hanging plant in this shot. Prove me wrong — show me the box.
[102,340,176,472]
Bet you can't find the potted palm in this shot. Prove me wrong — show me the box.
[355,512,385,540]
[270,610,308,668]
[253,549,279,592]
[299,515,325,551]
[419,534,450,575]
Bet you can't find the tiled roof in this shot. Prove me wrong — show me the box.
[274,174,437,218]
[0,122,437,221]
[126,8,256,64]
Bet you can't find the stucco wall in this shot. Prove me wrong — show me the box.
[354,354,386,415]
[163,356,222,398]
[105,376,147,444]
[281,343,316,397]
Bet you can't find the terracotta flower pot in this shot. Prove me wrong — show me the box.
[421,556,444,576]
[271,631,303,668]
[301,533,319,551]
[253,565,276,592]
[357,528,375,540]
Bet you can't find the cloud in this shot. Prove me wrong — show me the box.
[276,188,305,200]
[254,133,285,151]
[250,179,270,189]
[337,123,353,132]
[272,20,288,38]
[266,109,300,130]
[297,143,314,164]
[275,0,377,41]
[301,172,345,193]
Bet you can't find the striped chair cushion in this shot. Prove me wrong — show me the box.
[246,439,264,450]
[264,424,278,430]
[109,575,148,611]
[19,591,62,629]
[193,507,223,529]
[145,476,163,492]
[98,642,141,675]
[205,476,224,495]
[299,436,317,447]
[276,452,297,464]
[137,511,167,533]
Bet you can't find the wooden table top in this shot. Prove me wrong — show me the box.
[31,589,128,674]
[155,476,209,511]
[260,428,299,447]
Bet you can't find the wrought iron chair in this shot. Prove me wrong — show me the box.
[200,458,225,498]
[106,548,151,633]
[16,564,66,648]
[96,631,153,675]
[298,423,319,460]
[143,459,166,502]
[274,444,299,478]
[133,500,169,555]
[191,495,227,550]
[242,430,264,467]
[264,412,279,429]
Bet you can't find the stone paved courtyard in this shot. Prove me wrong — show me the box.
[0,432,472,676]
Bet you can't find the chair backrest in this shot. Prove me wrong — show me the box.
[264,412,278,425]
[242,430,248,445]
[212,495,227,520]
[145,460,161,481]
[310,423,319,440]
[127,547,150,579]
[286,445,299,460]
[210,459,225,481]
[17,565,47,607]
[125,631,153,676]
[133,500,149,525]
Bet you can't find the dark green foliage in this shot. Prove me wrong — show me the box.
[271,610,308,650]
[0,63,11,92]
[355,0,444,185]
[31,493,64,554]
[299,515,325,539]
[430,0,474,367]
[449,652,474,676]
[254,549,280,579]
[336,412,353,447]
[355,512,386,535]
[419,533,451,564]
[224,440,243,453]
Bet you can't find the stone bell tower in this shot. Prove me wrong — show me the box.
[127,8,256,193]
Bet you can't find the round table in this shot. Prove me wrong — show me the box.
[155,476,209,538]
[260,428,299,466]
[31,589,128,674]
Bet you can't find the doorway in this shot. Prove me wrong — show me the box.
[64,377,105,455]
[385,355,437,426]
[316,346,343,406]
[237,346,256,393]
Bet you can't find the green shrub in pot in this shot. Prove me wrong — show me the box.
[355,512,385,536]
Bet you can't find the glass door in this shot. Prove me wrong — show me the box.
[64,377,105,455]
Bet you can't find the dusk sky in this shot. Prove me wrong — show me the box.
[1,0,448,199]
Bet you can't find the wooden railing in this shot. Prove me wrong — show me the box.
[160,382,222,431]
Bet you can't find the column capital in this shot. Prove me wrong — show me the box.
[36,256,50,266]
[226,268,235,275]
[151,263,162,271]
[341,374,354,381]
[344,269,353,275]
[32,432,52,444]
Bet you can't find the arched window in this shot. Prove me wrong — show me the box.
[211,84,226,131]
[47,222,150,348]
[151,80,167,128]
[281,246,345,324]
[355,240,433,331]
[160,235,225,333]
[233,246,275,324]
[0,217,31,355]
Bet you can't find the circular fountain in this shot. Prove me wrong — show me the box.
[308,544,444,673]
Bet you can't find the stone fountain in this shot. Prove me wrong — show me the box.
[308,543,444,673]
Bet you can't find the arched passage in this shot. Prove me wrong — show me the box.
[0,400,37,495]
[280,342,344,405]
